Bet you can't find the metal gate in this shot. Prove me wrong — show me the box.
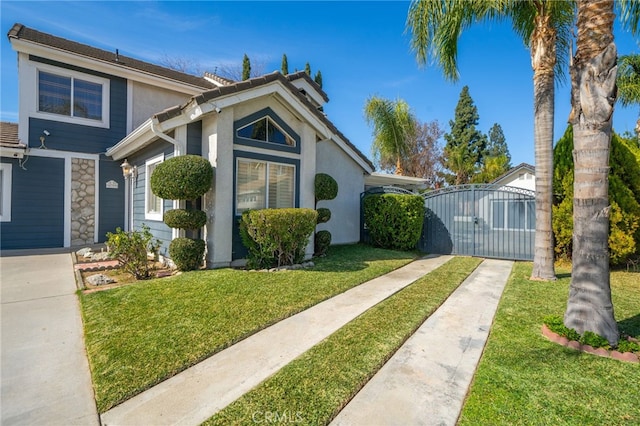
[420,184,535,260]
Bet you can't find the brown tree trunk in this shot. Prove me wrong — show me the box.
[530,13,557,281]
[565,0,619,346]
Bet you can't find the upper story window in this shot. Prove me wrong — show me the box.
[35,66,110,128]
[237,117,295,147]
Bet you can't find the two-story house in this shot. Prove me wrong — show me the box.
[2,23,377,268]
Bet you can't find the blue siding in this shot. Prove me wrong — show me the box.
[129,141,174,256]
[0,157,65,249]
[98,157,125,241]
[187,121,202,155]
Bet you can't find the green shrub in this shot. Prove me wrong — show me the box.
[169,237,206,271]
[106,225,161,279]
[315,173,338,202]
[163,209,207,230]
[314,230,332,256]
[316,207,331,224]
[617,339,640,353]
[579,331,611,349]
[240,208,317,269]
[151,155,213,200]
[363,194,424,251]
[543,315,581,342]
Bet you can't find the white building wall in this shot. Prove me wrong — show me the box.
[130,81,193,131]
[316,139,365,244]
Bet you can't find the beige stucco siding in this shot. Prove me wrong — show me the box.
[130,81,193,130]
[316,139,365,244]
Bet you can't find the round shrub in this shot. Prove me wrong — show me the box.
[169,237,206,271]
[163,209,207,230]
[240,208,317,269]
[151,155,213,200]
[315,173,338,202]
[363,193,425,251]
[314,230,332,256]
[316,207,331,224]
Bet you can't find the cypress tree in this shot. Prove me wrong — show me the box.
[281,54,289,75]
[314,70,323,88]
[304,62,311,75]
[242,54,251,80]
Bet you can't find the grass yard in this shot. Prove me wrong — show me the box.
[205,257,482,425]
[80,244,417,412]
[459,263,640,426]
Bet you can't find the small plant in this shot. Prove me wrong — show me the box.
[106,225,161,279]
[579,331,611,349]
[240,208,317,269]
[543,315,640,352]
[169,238,206,272]
[617,339,640,353]
[543,315,581,342]
[314,230,332,256]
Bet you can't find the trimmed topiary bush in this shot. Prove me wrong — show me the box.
[169,237,206,271]
[314,230,332,256]
[315,173,338,203]
[363,193,425,251]
[163,209,207,230]
[151,155,213,200]
[240,208,317,269]
[316,207,331,224]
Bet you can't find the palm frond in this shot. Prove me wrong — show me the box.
[618,0,640,36]
[617,54,640,106]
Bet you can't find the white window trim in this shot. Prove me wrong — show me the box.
[235,157,296,216]
[492,199,535,232]
[34,63,110,128]
[0,163,12,222]
[145,154,164,221]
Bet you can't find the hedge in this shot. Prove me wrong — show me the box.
[363,193,424,251]
[240,208,317,269]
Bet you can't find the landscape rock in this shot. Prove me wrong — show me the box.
[90,252,110,261]
[86,274,115,286]
[76,247,92,256]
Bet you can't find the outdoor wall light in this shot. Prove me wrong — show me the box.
[121,159,136,179]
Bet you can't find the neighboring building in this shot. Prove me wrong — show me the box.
[2,23,376,267]
[491,162,536,192]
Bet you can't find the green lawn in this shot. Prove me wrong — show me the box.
[206,256,482,425]
[459,263,640,425]
[80,244,416,412]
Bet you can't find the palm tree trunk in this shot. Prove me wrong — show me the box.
[565,0,619,345]
[530,13,557,281]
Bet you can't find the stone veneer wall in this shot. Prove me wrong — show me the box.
[71,158,96,246]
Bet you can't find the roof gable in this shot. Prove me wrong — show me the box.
[491,162,536,185]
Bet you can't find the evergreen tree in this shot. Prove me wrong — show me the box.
[442,86,487,185]
[304,62,311,75]
[314,70,323,88]
[242,54,251,81]
[281,54,289,75]
[486,123,511,164]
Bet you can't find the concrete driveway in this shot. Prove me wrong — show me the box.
[1,251,99,425]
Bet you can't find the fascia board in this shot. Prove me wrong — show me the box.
[289,79,325,106]
[0,147,26,159]
[11,39,207,95]
[106,119,154,160]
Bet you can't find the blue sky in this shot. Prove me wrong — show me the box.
[1,1,638,167]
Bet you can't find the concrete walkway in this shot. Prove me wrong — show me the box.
[1,252,99,426]
[331,258,514,426]
[100,255,454,426]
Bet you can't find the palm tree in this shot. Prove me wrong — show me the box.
[617,53,640,135]
[564,0,639,346]
[407,0,574,281]
[364,96,418,175]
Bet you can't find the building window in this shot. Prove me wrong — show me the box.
[236,158,295,214]
[0,163,12,222]
[36,68,109,126]
[492,199,535,231]
[145,155,163,220]
[237,117,295,147]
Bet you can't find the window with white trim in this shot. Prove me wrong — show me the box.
[236,117,296,147]
[145,156,164,220]
[492,199,535,231]
[0,163,12,222]
[236,159,295,214]
[36,68,109,126]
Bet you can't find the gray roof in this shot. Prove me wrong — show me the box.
[154,71,374,170]
[490,162,535,184]
[7,23,216,90]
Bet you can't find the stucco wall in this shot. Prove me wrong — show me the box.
[316,140,365,245]
[130,81,193,130]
